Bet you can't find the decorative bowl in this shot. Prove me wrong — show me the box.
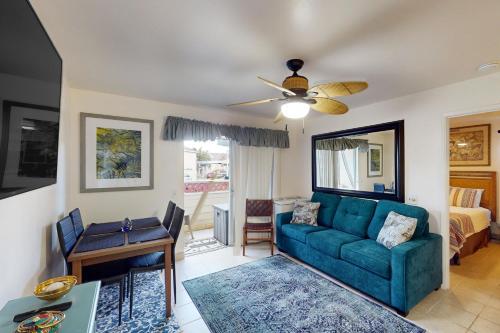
[16,310,65,333]
[34,276,77,301]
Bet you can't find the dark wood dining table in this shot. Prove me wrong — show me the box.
[67,228,174,318]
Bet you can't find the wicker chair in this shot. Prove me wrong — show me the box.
[243,199,274,256]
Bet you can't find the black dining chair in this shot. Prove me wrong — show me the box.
[69,208,85,238]
[162,201,176,230]
[128,206,185,318]
[132,201,177,229]
[56,216,128,326]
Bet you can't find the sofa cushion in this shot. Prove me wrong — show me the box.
[307,229,362,258]
[367,200,429,240]
[332,197,377,237]
[340,239,392,279]
[311,192,342,227]
[281,224,328,243]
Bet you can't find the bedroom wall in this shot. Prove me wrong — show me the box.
[449,115,500,218]
[66,88,287,257]
[281,71,500,288]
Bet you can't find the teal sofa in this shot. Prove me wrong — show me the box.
[276,192,442,315]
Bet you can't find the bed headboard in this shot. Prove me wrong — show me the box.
[450,171,497,222]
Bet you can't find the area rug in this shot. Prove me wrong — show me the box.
[183,255,425,333]
[96,271,181,333]
[184,237,226,257]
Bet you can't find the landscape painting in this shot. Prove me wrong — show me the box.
[367,143,383,177]
[96,127,141,179]
[81,113,153,192]
[450,124,490,166]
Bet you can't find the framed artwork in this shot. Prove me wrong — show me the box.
[450,124,490,166]
[80,113,154,192]
[367,143,383,177]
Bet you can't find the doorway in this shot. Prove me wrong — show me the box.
[183,139,231,256]
[446,111,500,314]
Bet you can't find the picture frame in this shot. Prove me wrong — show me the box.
[449,124,490,166]
[80,113,154,192]
[367,143,383,177]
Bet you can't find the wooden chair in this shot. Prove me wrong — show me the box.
[243,199,274,256]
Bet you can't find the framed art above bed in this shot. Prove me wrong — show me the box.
[449,124,490,166]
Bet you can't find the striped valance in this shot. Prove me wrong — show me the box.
[316,138,369,152]
[163,116,289,149]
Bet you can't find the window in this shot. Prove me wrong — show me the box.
[337,148,358,190]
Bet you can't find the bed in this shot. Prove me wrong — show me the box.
[449,171,496,264]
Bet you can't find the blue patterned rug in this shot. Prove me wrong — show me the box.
[96,272,180,333]
[183,255,425,333]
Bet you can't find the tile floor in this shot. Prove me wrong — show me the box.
[171,241,500,333]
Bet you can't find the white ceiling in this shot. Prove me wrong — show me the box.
[32,0,500,118]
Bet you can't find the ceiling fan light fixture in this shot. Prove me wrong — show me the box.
[281,101,310,119]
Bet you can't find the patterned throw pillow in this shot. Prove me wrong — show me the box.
[449,187,483,208]
[376,211,417,249]
[290,201,321,226]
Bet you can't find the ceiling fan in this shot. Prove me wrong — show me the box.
[228,59,368,123]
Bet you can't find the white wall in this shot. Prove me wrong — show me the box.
[66,88,283,256]
[281,71,500,288]
[0,76,70,307]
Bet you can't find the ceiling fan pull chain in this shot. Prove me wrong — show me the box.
[302,118,305,134]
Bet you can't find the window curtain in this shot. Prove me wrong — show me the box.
[316,137,369,152]
[164,116,289,149]
[316,149,338,188]
[229,143,279,253]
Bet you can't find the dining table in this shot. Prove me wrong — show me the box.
[67,221,174,318]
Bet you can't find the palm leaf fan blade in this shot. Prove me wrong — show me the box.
[311,97,348,115]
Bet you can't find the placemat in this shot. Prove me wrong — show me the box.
[132,217,161,229]
[84,221,123,236]
[128,226,170,244]
[75,233,125,253]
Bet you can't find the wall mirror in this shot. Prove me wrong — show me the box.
[312,120,404,202]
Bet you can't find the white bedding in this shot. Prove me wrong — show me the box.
[449,206,491,237]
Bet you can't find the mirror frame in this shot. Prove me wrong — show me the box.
[311,120,405,202]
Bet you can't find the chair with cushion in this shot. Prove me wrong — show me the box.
[69,208,85,238]
[56,216,128,325]
[243,199,274,256]
[128,206,185,318]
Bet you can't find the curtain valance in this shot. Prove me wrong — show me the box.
[316,138,369,152]
[164,116,289,148]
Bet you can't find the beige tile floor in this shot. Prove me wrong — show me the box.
[171,241,500,333]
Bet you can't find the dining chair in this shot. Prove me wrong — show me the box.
[243,199,274,256]
[69,208,85,238]
[56,216,128,326]
[128,206,185,318]
[132,200,176,229]
[162,201,176,230]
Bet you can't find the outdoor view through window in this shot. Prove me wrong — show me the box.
[183,139,230,255]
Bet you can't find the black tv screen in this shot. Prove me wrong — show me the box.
[0,0,62,200]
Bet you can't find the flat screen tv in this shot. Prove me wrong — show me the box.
[0,0,62,200]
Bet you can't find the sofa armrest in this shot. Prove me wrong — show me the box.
[391,233,442,313]
[276,211,293,232]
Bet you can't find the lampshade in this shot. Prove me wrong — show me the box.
[281,101,310,119]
